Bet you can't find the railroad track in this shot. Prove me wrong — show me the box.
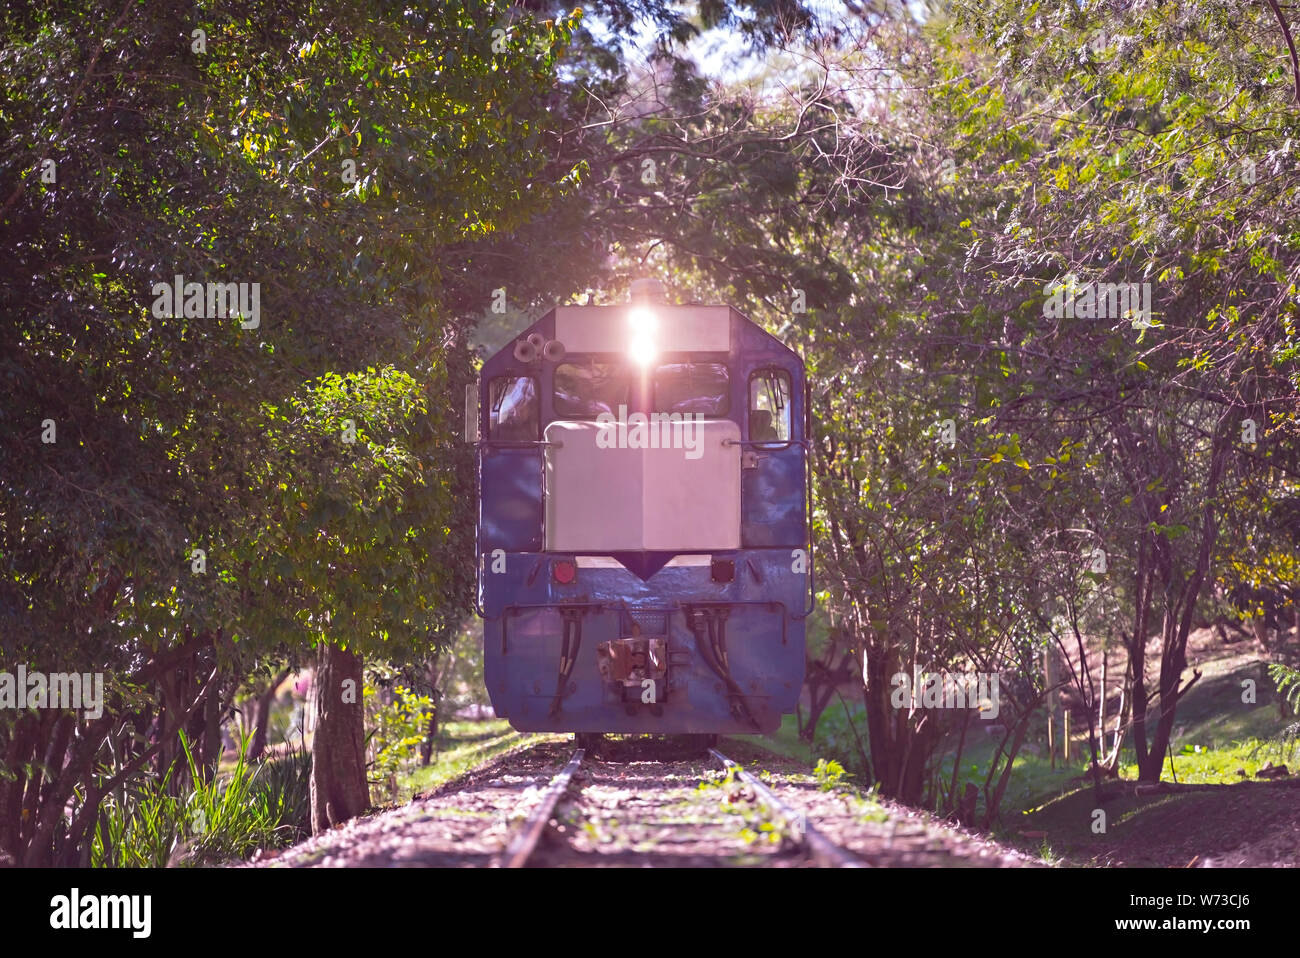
[263,738,1032,868]
[498,747,587,868]
[494,743,866,868]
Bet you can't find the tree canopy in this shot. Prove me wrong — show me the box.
[1,0,1296,864]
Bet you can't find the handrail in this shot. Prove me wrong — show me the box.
[722,438,811,449]
[801,439,816,618]
[472,442,486,618]
[477,439,563,448]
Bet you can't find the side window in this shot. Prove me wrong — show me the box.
[490,376,538,440]
[554,362,629,418]
[653,362,729,416]
[749,369,791,443]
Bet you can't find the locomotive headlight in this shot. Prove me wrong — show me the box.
[628,334,658,365]
[628,306,657,332]
[628,307,658,365]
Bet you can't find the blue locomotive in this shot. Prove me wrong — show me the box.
[468,279,812,736]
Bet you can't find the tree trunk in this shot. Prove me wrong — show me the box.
[1045,645,1062,767]
[862,637,934,804]
[945,708,973,818]
[1098,646,1107,741]
[800,681,835,743]
[419,654,441,766]
[310,643,368,833]
[862,643,899,794]
[981,709,1033,829]
[249,667,291,762]
[1103,671,1129,770]
[1127,555,1153,774]
[1135,426,1225,782]
[201,679,222,779]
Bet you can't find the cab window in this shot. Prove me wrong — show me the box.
[749,369,791,443]
[489,376,538,440]
[554,362,630,418]
[653,362,729,416]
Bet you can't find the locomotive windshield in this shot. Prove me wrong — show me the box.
[554,362,630,417]
[653,362,729,416]
[749,369,791,442]
[489,375,538,440]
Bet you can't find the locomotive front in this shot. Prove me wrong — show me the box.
[469,280,811,735]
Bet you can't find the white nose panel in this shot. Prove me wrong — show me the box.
[544,419,741,551]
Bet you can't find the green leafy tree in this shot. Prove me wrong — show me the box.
[0,0,582,862]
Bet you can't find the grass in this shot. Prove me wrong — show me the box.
[736,716,814,764]
[1157,656,1293,746]
[1007,778,1294,867]
[390,719,561,802]
[741,646,1300,865]
[997,655,1300,863]
[937,735,1094,822]
[1117,738,1297,784]
[94,733,311,867]
[949,656,1296,805]
[93,719,545,867]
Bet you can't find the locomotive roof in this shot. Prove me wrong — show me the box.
[484,302,803,368]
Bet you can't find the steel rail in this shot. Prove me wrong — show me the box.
[498,748,585,868]
[709,748,865,868]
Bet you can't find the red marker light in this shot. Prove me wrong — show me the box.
[553,559,577,585]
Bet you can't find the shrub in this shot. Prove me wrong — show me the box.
[92,732,311,867]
